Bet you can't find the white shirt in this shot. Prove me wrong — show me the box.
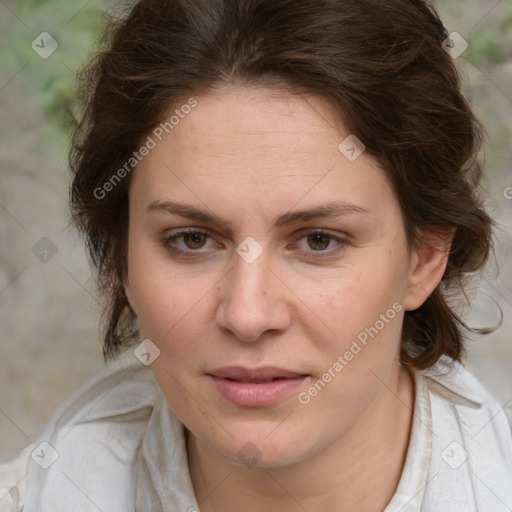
[1,354,511,511]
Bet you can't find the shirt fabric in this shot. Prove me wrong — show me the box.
[1,353,511,511]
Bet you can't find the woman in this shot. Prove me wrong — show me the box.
[1,0,511,510]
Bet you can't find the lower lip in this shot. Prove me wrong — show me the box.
[209,375,307,407]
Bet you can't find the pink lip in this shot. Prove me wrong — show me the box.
[208,366,309,407]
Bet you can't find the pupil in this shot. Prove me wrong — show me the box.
[185,233,206,249]
[308,234,329,250]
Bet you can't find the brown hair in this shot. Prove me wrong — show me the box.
[70,0,494,368]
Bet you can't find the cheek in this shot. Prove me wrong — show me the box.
[297,269,405,426]
[296,259,405,337]
[127,243,217,363]
[127,236,180,336]
[132,272,209,345]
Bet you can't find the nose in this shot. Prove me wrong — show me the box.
[215,250,291,343]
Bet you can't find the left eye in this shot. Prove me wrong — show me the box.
[297,231,345,252]
[299,232,339,251]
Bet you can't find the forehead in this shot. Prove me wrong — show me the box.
[130,85,397,222]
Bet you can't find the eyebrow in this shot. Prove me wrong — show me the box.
[146,199,370,229]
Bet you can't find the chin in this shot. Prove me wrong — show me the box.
[204,424,316,470]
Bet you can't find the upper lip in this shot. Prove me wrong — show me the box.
[208,366,308,382]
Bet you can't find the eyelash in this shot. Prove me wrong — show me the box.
[161,228,349,259]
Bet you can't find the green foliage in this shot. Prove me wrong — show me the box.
[467,9,512,66]
[436,0,512,67]
[2,0,108,144]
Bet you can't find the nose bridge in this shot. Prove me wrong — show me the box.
[217,246,288,341]
[230,249,272,310]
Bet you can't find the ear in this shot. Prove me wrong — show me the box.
[404,227,455,311]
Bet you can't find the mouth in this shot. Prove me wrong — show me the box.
[207,366,309,407]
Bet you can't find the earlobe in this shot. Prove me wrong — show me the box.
[404,228,455,311]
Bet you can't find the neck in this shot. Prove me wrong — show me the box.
[187,364,414,512]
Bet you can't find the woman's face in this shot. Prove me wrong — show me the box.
[124,85,439,468]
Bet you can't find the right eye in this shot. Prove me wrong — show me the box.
[161,228,222,257]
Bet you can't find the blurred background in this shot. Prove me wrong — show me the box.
[1,0,511,461]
